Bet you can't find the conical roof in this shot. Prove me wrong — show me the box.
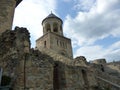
[42,13,63,25]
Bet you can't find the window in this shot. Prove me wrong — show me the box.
[53,22,58,32]
[44,41,46,48]
[45,23,51,32]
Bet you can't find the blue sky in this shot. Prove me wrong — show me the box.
[13,0,120,62]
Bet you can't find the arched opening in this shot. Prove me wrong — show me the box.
[53,22,58,32]
[44,41,46,48]
[101,65,104,72]
[81,69,88,86]
[53,63,60,90]
[45,23,51,32]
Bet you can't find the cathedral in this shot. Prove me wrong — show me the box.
[0,0,120,90]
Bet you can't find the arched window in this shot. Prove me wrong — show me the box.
[45,23,51,32]
[53,22,58,32]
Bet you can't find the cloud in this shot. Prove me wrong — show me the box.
[64,0,120,45]
[64,0,120,61]
[75,41,120,62]
[63,0,72,3]
[13,0,120,61]
[73,0,96,11]
[13,0,57,47]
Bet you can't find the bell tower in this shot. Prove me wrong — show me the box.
[36,13,73,59]
[42,12,63,36]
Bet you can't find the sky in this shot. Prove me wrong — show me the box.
[13,0,120,62]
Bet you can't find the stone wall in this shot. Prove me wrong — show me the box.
[0,27,30,89]
[0,27,119,90]
[25,50,54,90]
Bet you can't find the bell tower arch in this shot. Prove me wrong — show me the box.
[42,12,63,36]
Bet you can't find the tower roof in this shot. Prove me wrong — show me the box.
[16,0,22,7]
[42,13,63,25]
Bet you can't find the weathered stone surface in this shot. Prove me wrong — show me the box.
[73,56,87,66]
[0,0,16,34]
[0,28,119,90]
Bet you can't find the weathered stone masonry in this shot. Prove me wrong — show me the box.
[0,27,99,90]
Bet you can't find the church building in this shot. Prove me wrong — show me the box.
[36,13,73,59]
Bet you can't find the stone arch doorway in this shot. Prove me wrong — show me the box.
[81,69,88,86]
[53,63,60,90]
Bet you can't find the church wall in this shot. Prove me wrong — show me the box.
[36,33,52,49]
[0,0,16,34]
[36,32,73,59]
[49,32,73,59]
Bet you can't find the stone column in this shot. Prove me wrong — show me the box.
[50,22,53,32]
[0,0,16,35]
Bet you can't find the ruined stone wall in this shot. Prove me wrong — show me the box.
[0,0,16,34]
[25,50,54,90]
[0,27,30,89]
[105,61,120,78]
[0,27,119,90]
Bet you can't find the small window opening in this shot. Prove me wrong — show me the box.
[47,28,51,32]
[44,41,46,48]
[54,28,58,32]
[101,65,104,72]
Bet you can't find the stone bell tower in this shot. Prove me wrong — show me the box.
[36,13,73,59]
[0,0,22,35]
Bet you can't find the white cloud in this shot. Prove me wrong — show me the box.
[63,0,72,2]
[64,0,120,61]
[75,41,120,62]
[73,0,96,11]
[13,0,57,47]
[13,0,120,62]
[75,45,105,60]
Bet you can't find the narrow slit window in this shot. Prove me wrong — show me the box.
[57,40,59,46]
[44,41,46,48]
